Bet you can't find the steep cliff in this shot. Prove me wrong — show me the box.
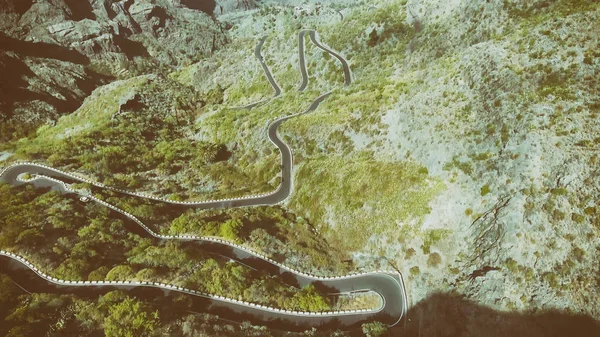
[0,0,227,142]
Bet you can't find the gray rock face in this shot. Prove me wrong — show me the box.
[0,0,227,142]
[213,0,257,15]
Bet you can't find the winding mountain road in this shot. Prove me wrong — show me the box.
[237,35,282,110]
[256,36,282,97]
[298,29,353,91]
[0,29,407,329]
[298,30,310,91]
[307,30,352,86]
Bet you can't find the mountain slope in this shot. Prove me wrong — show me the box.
[0,0,227,143]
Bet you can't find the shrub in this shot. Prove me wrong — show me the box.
[427,253,442,267]
[480,184,491,196]
[405,248,416,260]
[106,265,136,281]
[572,247,585,262]
[543,272,559,289]
[505,258,519,274]
[550,188,568,196]
[362,321,388,337]
[571,213,585,223]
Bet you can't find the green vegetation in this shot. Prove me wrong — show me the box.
[0,183,334,312]
[361,321,388,337]
[168,206,350,273]
[11,76,274,200]
[421,229,451,255]
[505,0,599,22]
[444,157,474,175]
[0,283,351,337]
[287,285,330,312]
[550,188,568,196]
[571,213,585,224]
[427,252,442,267]
[289,154,443,251]
[543,272,559,289]
[480,184,491,197]
[104,297,159,337]
[505,258,519,274]
[405,248,416,260]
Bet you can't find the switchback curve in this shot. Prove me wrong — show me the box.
[0,29,406,329]
[236,35,282,110]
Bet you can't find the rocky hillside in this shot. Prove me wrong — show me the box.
[1,0,599,335]
[172,0,600,333]
[0,0,227,143]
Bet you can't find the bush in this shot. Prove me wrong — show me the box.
[106,265,136,281]
[427,252,442,267]
[405,248,416,260]
[505,258,519,274]
[480,184,491,196]
[88,266,110,281]
[362,321,388,337]
[104,298,159,337]
[571,213,585,223]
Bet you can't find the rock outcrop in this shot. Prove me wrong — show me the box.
[0,0,227,142]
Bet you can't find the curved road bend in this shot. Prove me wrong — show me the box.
[0,177,404,327]
[0,30,406,328]
[298,29,353,91]
[297,30,310,91]
[0,93,332,210]
[306,30,353,86]
[236,36,282,110]
[7,174,405,328]
[255,36,282,97]
[0,252,403,329]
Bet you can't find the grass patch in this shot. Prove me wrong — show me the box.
[289,153,444,251]
[13,76,149,157]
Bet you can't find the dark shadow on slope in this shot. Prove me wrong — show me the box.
[4,0,34,15]
[180,0,216,14]
[5,254,599,335]
[63,0,96,21]
[387,292,600,337]
[0,52,110,120]
[0,37,111,142]
[147,6,170,29]
[0,32,90,64]
[214,144,233,162]
[113,34,149,60]
[0,54,79,120]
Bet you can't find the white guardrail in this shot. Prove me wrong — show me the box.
[2,161,282,205]
[11,171,399,282]
[0,172,406,320]
[0,30,406,324]
[0,249,381,317]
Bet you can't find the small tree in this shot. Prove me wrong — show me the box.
[427,252,442,267]
[362,321,388,337]
[104,298,159,337]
